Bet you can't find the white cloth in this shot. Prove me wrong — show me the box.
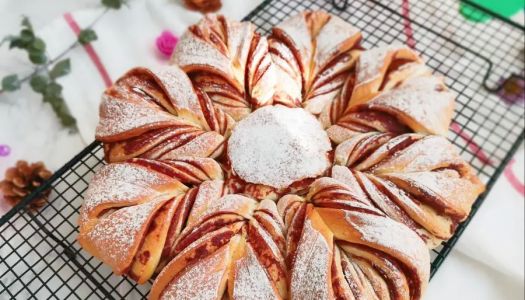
[0,0,523,299]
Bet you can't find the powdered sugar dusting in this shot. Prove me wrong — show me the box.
[226,20,254,84]
[387,170,477,216]
[160,131,225,159]
[83,163,170,215]
[248,40,277,107]
[316,15,360,67]
[96,93,179,138]
[173,32,231,75]
[251,220,283,260]
[232,244,278,300]
[290,218,333,300]
[186,180,225,227]
[84,12,448,299]
[200,194,256,220]
[87,198,165,268]
[160,245,229,300]
[357,44,407,83]
[344,211,429,276]
[373,135,457,174]
[367,82,454,134]
[153,66,202,121]
[274,13,312,70]
[331,166,369,201]
[396,170,464,197]
[228,106,331,189]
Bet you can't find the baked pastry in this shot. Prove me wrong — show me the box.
[277,178,429,299]
[148,179,429,300]
[183,0,222,13]
[349,44,428,107]
[332,132,485,247]
[96,66,234,162]
[79,10,485,300]
[322,45,455,144]
[268,10,362,114]
[173,14,276,121]
[149,195,288,299]
[77,157,224,283]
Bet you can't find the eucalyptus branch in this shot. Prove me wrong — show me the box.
[12,8,109,88]
[0,1,122,129]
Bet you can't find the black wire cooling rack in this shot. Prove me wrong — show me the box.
[1,0,524,299]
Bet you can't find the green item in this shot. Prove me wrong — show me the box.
[460,0,524,23]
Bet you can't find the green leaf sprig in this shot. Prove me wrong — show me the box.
[0,17,77,128]
[102,0,127,9]
[0,0,123,129]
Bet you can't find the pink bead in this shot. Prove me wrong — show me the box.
[0,144,10,157]
[156,30,179,58]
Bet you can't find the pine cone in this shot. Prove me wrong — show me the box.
[0,160,52,211]
[183,0,221,13]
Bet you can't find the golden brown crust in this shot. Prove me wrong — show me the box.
[276,177,430,300]
[130,157,223,185]
[350,44,426,107]
[269,10,362,114]
[78,197,172,275]
[173,14,276,121]
[351,75,455,136]
[323,47,454,143]
[149,196,287,300]
[96,66,233,163]
[77,159,226,283]
[332,132,485,246]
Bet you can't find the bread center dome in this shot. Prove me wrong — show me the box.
[227,105,332,189]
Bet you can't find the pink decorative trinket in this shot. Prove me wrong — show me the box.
[156,30,179,58]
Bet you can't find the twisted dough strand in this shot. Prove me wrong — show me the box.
[96,66,234,162]
[277,177,430,300]
[269,10,362,114]
[174,14,276,120]
[332,132,485,247]
[150,195,287,300]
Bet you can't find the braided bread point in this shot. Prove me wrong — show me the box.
[96,66,234,162]
[78,158,224,283]
[173,14,276,121]
[325,72,455,143]
[320,72,411,135]
[350,44,429,107]
[149,195,287,300]
[363,75,454,135]
[277,177,430,300]
[269,10,362,114]
[332,132,485,247]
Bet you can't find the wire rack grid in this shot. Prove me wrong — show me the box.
[1,0,524,299]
